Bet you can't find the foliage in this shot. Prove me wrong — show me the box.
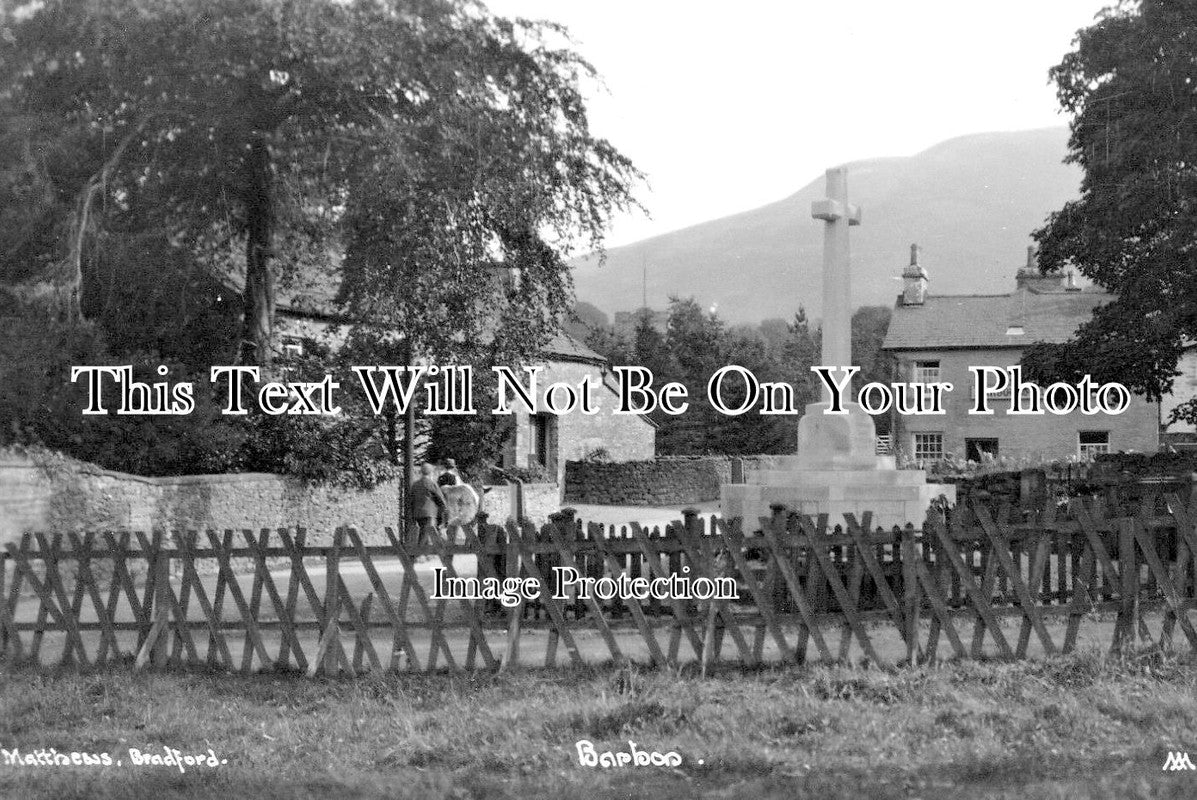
[573,297,888,456]
[849,305,892,435]
[422,367,516,479]
[0,0,640,481]
[566,300,631,364]
[0,311,243,476]
[1025,0,1197,418]
[80,232,241,371]
[333,5,640,475]
[567,301,611,337]
[581,445,611,463]
[910,449,1103,479]
[1,0,639,371]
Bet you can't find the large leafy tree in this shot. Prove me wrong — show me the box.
[1,0,638,369]
[340,11,640,367]
[3,0,358,361]
[316,6,640,476]
[1024,0,1197,417]
[1,0,640,482]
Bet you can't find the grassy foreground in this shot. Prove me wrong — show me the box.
[1,653,1196,799]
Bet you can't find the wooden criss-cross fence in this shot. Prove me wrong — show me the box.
[1,495,1195,675]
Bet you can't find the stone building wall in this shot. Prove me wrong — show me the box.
[893,349,1160,462]
[504,361,657,483]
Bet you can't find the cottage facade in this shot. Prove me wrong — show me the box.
[881,246,1160,465]
[499,334,657,484]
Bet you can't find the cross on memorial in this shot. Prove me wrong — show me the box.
[811,167,861,372]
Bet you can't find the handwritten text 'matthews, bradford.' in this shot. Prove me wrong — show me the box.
[67,364,1132,418]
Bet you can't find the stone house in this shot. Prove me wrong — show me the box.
[497,333,657,484]
[270,275,656,482]
[881,246,1160,464]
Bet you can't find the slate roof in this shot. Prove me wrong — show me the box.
[542,332,607,365]
[882,287,1112,351]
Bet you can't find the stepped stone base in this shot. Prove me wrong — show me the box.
[720,403,955,530]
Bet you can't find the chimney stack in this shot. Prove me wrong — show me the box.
[1016,245,1038,286]
[1016,245,1064,291]
[902,243,928,305]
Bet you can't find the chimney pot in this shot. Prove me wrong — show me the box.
[902,244,928,306]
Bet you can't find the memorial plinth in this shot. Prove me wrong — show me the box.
[720,168,953,530]
[722,400,953,529]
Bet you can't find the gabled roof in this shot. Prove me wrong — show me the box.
[882,286,1111,351]
[542,332,607,365]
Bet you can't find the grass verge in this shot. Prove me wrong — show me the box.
[1,651,1196,799]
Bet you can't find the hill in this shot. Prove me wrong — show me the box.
[572,127,1080,323]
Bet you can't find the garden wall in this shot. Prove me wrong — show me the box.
[942,453,1197,511]
[0,450,560,546]
[563,456,764,506]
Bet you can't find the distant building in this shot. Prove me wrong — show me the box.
[881,245,1160,464]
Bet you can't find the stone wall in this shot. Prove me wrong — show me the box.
[563,456,761,506]
[942,453,1197,512]
[0,450,562,546]
[940,470,1032,507]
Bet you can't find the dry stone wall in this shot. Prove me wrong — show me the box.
[563,456,764,506]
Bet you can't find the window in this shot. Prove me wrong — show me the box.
[278,338,306,394]
[913,360,940,383]
[281,338,305,359]
[965,438,999,462]
[913,433,944,464]
[1078,430,1110,457]
[529,413,555,471]
[914,364,943,411]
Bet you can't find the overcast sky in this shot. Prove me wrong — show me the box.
[486,0,1111,248]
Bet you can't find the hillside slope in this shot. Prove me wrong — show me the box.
[572,127,1080,323]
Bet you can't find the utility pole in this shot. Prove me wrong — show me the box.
[401,338,415,543]
[642,257,647,311]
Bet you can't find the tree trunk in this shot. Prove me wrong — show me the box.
[238,134,276,367]
[2,127,141,322]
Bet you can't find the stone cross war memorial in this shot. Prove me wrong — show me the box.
[721,167,954,530]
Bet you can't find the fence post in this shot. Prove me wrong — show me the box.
[150,535,171,669]
[324,528,343,676]
[1115,518,1139,654]
[500,521,522,670]
[0,553,7,657]
[901,525,921,664]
